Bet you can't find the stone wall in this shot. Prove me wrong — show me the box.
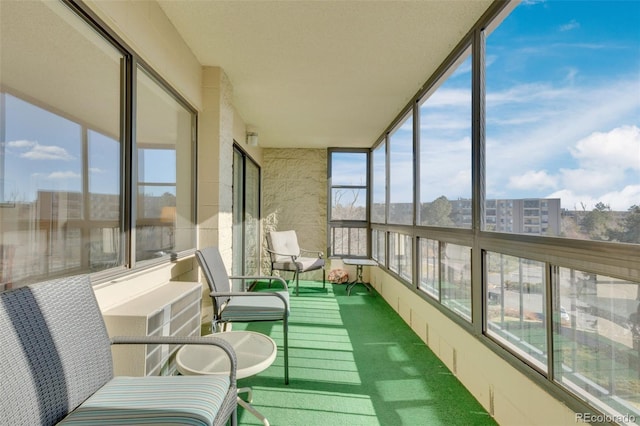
[198,67,235,267]
[262,148,327,279]
[198,67,235,324]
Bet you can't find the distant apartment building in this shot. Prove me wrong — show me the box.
[450,198,562,236]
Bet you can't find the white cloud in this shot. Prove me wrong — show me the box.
[548,184,640,211]
[569,125,640,171]
[421,136,472,200]
[420,114,470,132]
[486,77,639,179]
[21,143,74,161]
[564,67,578,85]
[425,88,470,108]
[6,139,36,149]
[493,123,640,210]
[508,170,557,190]
[559,20,580,32]
[47,171,81,180]
[5,139,74,160]
[559,167,619,193]
[550,125,640,207]
[524,125,640,208]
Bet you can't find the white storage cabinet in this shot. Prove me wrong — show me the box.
[103,281,202,376]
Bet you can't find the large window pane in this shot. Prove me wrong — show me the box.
[389,113,414,225]
[330,227,367,257]
[418,238,439,299]
[0,1,123,286]
[232,147,260,276]
[486,252,547,371]
[330,152,367,221]
[371,142,386,223]
[389,232,412,282]
[328,150,368,257]
[553,268,640,420]
[485,2,640,242]
[135,68,195,263]
[331,188,366,221]
[245,159,260,275]
[372,229,386,266]
[419,52,472,228]
[88,129,121,270]
[441,243,471,321]
[232,149,244,276]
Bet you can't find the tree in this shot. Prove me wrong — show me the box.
[581,202,614,241]
[332,188,365,220]
[422,196,454,227]
[608,204,640,244]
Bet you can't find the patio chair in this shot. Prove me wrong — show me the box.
[195,246,290,384]
[266,230,325,296]
[0,275,238,426]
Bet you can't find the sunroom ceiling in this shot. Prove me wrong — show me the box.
[158,0,494,148]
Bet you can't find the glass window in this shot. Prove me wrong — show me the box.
[418,238,439,299]
[441,243,471,321]
[372,229,386,266]
[328,150,368,257]
[553,268,640,419]
[371,142,386,223]
[486,252,547,371]
[330,227,367,257]
[485,2,640,243]
[329,151,367,221]
[135,67,195,263]
[389,232,398,273]
[232,146,261,276]
[0,0,124,286]
[245,160,260,274]
[388,113,414,225]
[389,232,412,282]
[419,51,472,228]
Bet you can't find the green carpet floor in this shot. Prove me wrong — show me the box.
[225,280,497,425]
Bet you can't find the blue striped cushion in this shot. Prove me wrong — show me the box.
[58,376,230,425]
[221,292,289,322]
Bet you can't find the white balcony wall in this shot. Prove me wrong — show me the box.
[369,266,578,426]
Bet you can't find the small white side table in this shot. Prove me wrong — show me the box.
[176,331,277,425]
[342,258,377,296]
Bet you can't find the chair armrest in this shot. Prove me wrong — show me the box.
[229,275,289,290]
[265,248,298,261]
[110,335,237,385]
[209,291,289,313]
[299,248,324,258]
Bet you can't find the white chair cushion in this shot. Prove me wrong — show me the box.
[269,230,301,262]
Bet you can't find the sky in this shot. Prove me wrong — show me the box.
[2,95,120,202]
[366,0,640,212]
[2,92,176,203]
[484,0,640,211]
